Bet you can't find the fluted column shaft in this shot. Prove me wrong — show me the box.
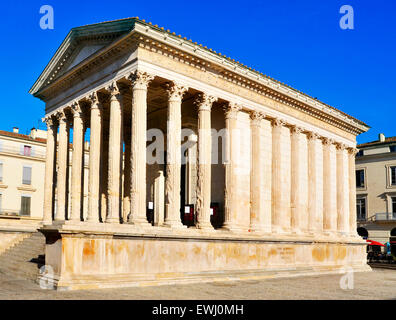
[223,103,241,231]
[195,93,217,230]
[123,126,131,223]
[307,132,323,233]
[70,103,84,221]
[164,83,188,228]
[249,111,269,233]
[87,93,102,223]
[322,138,337,235]
[336,144,350,236]
[290,126,307,234]
[43,117,57,224]
[128,71,154,226]
[348,148,358,237]
[106,83,123,224]
[55,111,69,221]
[271,119,291,233]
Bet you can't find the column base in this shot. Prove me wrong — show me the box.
[248,225,271,234]
[271,225,291,235]
[221,223,246,233]
[127,218,152,228]
[163,220,187,229]
[105,217,121,224]
[195,222,214,231]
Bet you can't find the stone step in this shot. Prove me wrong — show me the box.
[0,263,41,274]
[0,231,45,281]
[3,247,45,256]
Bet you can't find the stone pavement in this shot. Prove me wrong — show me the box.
[0,268,395,300]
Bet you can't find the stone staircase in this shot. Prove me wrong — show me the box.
[0,232,45,281]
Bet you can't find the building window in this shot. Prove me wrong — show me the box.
[356,198,366,220]
[23,145,32,157]
[22,166,32,185]
[356,169,365,188]
[392,197,396,219]
[356,150,364,157]
[20,196,31,216]
[0,163,2,183]
[391,167,396,186]
[390,146,396,153]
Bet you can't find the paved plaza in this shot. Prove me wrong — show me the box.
[0,268,395,300]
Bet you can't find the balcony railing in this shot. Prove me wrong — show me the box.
[0,145,45,159]
[375,212,396,221]
[0,209,30,217]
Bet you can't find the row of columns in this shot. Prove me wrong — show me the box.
[43,69,359,237]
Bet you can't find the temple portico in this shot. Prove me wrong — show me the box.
[30,18,371,290]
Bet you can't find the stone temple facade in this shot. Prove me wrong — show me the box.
[30,18,371,290]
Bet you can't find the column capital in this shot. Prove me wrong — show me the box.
[306,131,320,141]
[321,136,334,146]
[55,109,68,124]
[224,102,242,119]
[347,147,359,156]
[43,115,57,128]
[335,142,347,151]
[165,82,188,102]
[195,93,217,112]
[106,82,122,102]
[71,101,84,118]
[87,92,102,110]
[271,117,286,128]
[127,70,155,90]
[290,125,304,135]
[250,110,265,126]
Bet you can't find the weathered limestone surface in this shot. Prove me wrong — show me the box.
[31,18,370,291]
[39,226,370,290]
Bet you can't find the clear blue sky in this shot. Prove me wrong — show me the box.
[1,0,395,144]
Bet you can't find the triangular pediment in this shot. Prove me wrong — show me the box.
[30,18,137,97]
[66,43,108,71]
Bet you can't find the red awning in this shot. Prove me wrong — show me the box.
[366,239,386,247]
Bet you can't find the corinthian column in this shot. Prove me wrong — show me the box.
[55,110,69,221]
[195,93,217,230]
[87,92,102,223]
[164,82,188,228]
[106,82,123,224]
[271,118,291,234]
[336,143,350,236]
[307,132,323,234]
[127,71,154,226]
[123,124,131,223]
[70,102,84,222]
[290,125,308,234]
[43,116,57,224]
[348,147,359,237]
[322,138,337,236]
[222,102,241,232]
[249,111,268,233]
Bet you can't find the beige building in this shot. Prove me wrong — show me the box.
[356,133,396,243]
[0,128,47,228]
[29,18,371,290]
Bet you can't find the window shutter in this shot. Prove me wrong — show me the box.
[0,163,3,182]
[21,196,31,216]
[31,147,36,157]
[20,144,24,155]
[23,166,32,185]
